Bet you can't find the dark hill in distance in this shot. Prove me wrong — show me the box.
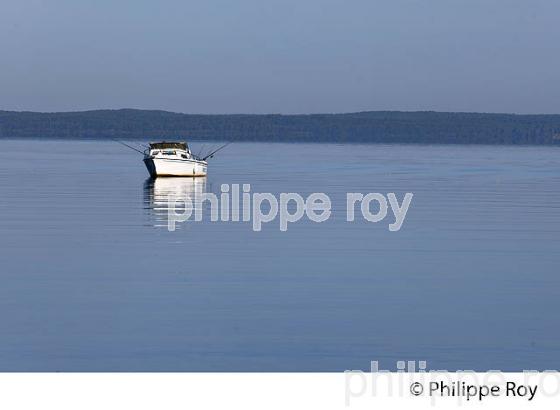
[1,109,560,145]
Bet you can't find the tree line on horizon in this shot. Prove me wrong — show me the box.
[1,109,559,145]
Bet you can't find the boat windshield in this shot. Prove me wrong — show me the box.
[149,142,188,151]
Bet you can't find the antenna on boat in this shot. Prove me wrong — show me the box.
[111,138,145,155]
[201,142,231,161]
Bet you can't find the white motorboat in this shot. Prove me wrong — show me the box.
[143,141,207,177]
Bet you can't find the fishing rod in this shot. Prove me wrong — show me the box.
[201,142,231,161]
[196,144,206,159]
[136,142,150,150]
[111,138,145,155]
[199,144,215,159]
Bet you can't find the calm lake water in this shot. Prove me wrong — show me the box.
[0,139,559,371]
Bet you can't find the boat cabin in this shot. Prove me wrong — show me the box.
[148,141,192,159]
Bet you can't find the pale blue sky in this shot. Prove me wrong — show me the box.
[1,0,559,114]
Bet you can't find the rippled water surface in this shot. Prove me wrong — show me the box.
[0,140,559,371]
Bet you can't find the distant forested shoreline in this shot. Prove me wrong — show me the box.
[1,109,560,145]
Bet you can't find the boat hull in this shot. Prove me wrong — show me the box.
[143,157,208,177]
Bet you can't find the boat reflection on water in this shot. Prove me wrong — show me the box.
[144,177,207,228]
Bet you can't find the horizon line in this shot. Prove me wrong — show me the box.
[2,108,560,117]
